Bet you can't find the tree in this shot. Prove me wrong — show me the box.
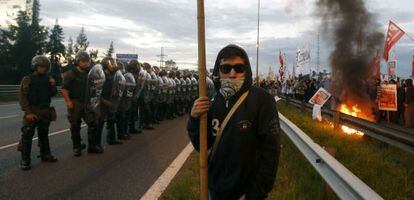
[0,0,48,83]
[89,49,99,63]
[66,37,74,57]
[165,59,177,68]
[30,0,48,54]
[0,29,13,67]
[46,19,65,84]
[9,11,35,75]
[46,19,65,62]
[106,41,114,57]
[74,27,89,53]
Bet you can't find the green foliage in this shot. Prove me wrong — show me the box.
[74,27,89,53]
[106,41,114,57]
[66,37,74,58]
[165,59,176,68]
[0,0,48,83]
[46,19,65,84]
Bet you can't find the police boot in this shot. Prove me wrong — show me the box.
[107,120,122,145]
[17,139,22,152]
[128,121,141,134]
[71,133,82,157]
[118,121,131,140]
[38,131,58,162]
[20,127,34,170]
[89,122,104,153]
[20,140,32,170]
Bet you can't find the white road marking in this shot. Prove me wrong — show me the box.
[0,124,86,150]
[0,99,64,107]
[0,114,19,120]
[140,143,194,200]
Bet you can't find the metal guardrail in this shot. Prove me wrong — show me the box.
[279,112,383,200]
[281,97,414,154]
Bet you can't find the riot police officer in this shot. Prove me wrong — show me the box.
[62,51,103,156]
[126,60,142,134]
[141,63,155,130]
[137,68,147,133]
[116,62,136,140]
[19,55,58,170]
[97,57,125,145]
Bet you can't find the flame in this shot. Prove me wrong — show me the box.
[339,104,364,136]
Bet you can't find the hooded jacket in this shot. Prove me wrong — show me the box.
[187,45,281,200]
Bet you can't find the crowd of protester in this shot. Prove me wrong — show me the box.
[257,73,414,130]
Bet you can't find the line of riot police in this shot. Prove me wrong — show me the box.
[18,51,214,170]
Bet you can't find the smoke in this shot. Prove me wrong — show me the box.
[316,0,384,114]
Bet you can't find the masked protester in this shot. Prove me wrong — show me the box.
[188,44,281,200]
[19,55,58,170]
[62,51,103,156]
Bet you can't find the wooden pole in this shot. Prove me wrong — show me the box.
[387,111,390,123]
[197,0,208,199]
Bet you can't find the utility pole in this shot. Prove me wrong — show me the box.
[256,0,261,85]
[156,47,168,67]
[317,32,320,73]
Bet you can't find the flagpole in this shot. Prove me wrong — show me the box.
[256,0,261,86]
[196,0,208,199]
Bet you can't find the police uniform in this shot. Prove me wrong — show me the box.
[141,71,154,129]
[19,55,58,170]
[62,51,102,156]
[126,61,142,134]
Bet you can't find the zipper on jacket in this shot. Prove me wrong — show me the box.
[226,100,229,108]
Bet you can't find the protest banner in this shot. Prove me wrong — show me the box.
[309,87,331,106]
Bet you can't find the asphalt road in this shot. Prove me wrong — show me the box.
[0,99,191,200]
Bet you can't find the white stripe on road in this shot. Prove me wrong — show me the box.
[140,143,194,200]
[0,114,19,120]
[0,99,65,107]
[0,124,86,150]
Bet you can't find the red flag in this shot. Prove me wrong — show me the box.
[412,49,414,77]
[279,50,284,67]
[375,50,381,79]
[278,50,284,78]
[383,21,405,61]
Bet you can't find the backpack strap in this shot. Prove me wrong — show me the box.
[209,91,250,161]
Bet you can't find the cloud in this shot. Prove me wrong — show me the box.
[37,0,414,77]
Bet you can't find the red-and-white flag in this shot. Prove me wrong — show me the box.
[278,50,284,78]
[279,50,284,67]
[383,21,405,62]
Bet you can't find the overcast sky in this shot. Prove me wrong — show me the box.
[38,0,414,77]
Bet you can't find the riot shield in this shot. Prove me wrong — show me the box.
[110,70,126,112]
[86,64,106,113]
[120,72,136,111]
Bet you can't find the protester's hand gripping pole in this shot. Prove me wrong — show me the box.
[197,0,208,199]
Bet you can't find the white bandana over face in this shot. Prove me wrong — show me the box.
[219,78,245,100]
